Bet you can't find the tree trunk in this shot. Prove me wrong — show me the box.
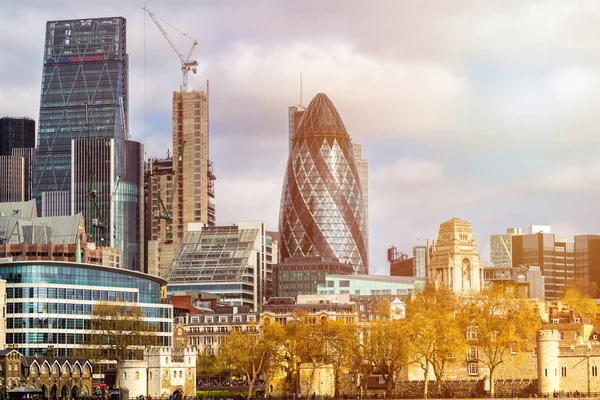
[423,363,429,399]
[489,367,495,398]
[248,377,256,400]
[334,369,340,399]
[385,375,394,399]
[115,359,120,389]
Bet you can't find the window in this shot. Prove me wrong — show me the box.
[593,366,598,377]
[247,315,256,322]
[561,367,567,377]
[468,363,478,376]
[135,371,139,380]
[219,316,227,323]
[510,343,517,354]
[574,318,581,323]
[339,280,350,288]
[467,326,478,340]
[593,334,598,341]
[559,332,565,341]
[468,346,479,360]
[123,372,127,379]
[552,319,560,324]
[205,316,213,323]
[533,348,538,357]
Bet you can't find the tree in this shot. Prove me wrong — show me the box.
[88,300,158,389]
[562,286,599,321]
[197,353,227,382]
[320,318,360,398]
[406,283,466,398]
[362,316,413,399]
[220,322,281,400]
[464,284,538,397]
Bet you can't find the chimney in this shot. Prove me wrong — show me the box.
[47,345,55,358]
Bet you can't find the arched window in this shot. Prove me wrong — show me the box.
[165,357,169,364]
[8,364,12,371]
[135,371,139,380]
[123,372,127,379]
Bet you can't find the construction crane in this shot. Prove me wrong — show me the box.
[143,6,198,92]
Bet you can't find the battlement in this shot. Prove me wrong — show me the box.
[537,329,561,342]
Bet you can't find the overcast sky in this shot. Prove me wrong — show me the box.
[2,0,600,274]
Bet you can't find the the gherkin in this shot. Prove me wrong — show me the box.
[278,93,368,273]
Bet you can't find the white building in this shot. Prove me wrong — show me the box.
[489,227,522,268]
[121,347,197,398]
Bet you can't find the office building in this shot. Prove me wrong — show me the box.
[428,218,484,293]
[144,156,175,277]
[0,156,25,202]
[353,143,368,260]
[1,260,172,357]
[172,90,216,246]
[288,105,305,151]
[490,228,522,268]
[274,256,353,298]
[279,93,368,273]
[72,138,144,271]
[512,232,574,300]
[483,265,544,299]
[388,245,429,278]
[0,117,35,156]
[11,148,36,201]
[574,234,600,292]
[317,274,424,297]
[166,221,273,311]
[34,17,128,215]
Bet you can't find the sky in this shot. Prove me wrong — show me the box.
[2,0,600,274]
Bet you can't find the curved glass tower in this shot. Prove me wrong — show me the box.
[279,93,368,274]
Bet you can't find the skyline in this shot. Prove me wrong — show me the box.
[2,1,600,273]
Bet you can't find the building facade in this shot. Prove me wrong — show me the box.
[0,261,172,357]
[71,138,144,271]
[0,156,25,203]
[172,90,216,246]
[166,221,273,310]
[11,148,36,201]
[274,256,353,299]
[512,233,574,300]
[490,228,522,268]
[34,17,128,215]
[317,275,424,298]
[352,143,368,260]
[279,93,368,273]
[428,218,484,293]
[0,117,35,156]
[144,157,175,277]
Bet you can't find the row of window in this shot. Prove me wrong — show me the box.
[7,287,137,302]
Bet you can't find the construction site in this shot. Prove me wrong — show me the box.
[143,7,216,278]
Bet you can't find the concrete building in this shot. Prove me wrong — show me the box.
[489,228,522,268]
[483,265,544,299]
[34,17,129,216]
[574,234,600,291]
[317,274,424,297]
[388,245,428,278]
[0,156,25,203]
[428,218,484,293]
[144,157,175,277]
[172,90,216,246]
[121,347,197,398]
[512,232,574,300]
[274,256,353,299]
[166,221,273,310]
[0,117,35,156]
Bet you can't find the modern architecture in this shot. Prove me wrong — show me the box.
[279,93,368,273]
[483,265,544,299]
[11,148,36,201]
[172,89,216,246]
[428,218,484,293]
[71,138,144,271]
[0,117,35,156]
[352,143,368,259]
[274,256,353,298]
[317,274,424,297]
[34,17,128,215]
[0,156,25,202]
[144,156,175,277]
[511,232,574,300]
[165,221,273,311]
[574,234,600,291]
[489,228,522,268]
[0,260,173,357]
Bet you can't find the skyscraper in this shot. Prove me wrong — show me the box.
[0,117,35,156]
[34,17,128,215]
[0,156,25,202]
[279,93,368,273]
[353,143,368,258]
[172,90,216,245]
[71,138,144,271]
[489,227,522,268]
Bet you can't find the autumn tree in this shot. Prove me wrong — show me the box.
[320,318,360,398]
[562,286,599,321]
[406,283,466,398]
[87,300,158,388]
[464,284,538,397]
[197,353,227,382]
[220,322,281,400]
[362,315,413,398]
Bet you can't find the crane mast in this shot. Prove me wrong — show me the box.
[143,6,199,92]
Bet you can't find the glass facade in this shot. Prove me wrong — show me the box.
[317,275,424,296]
[34,17,128,214]
[279,93,368,273]
[0,261,171,357]
[72,138,144,271]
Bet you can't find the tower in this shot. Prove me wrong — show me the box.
[278,93,368,273]
[428,218,484,293]
[536,329,560,396]
[34,17,128,216]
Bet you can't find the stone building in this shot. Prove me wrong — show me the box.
[428,218,484,293]
[120,347,197,398]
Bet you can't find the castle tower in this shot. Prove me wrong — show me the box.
[537,329,560,396]
[428,218,484,293]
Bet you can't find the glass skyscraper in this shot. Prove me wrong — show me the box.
[279,93,368,274]
[34,17,128,215]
